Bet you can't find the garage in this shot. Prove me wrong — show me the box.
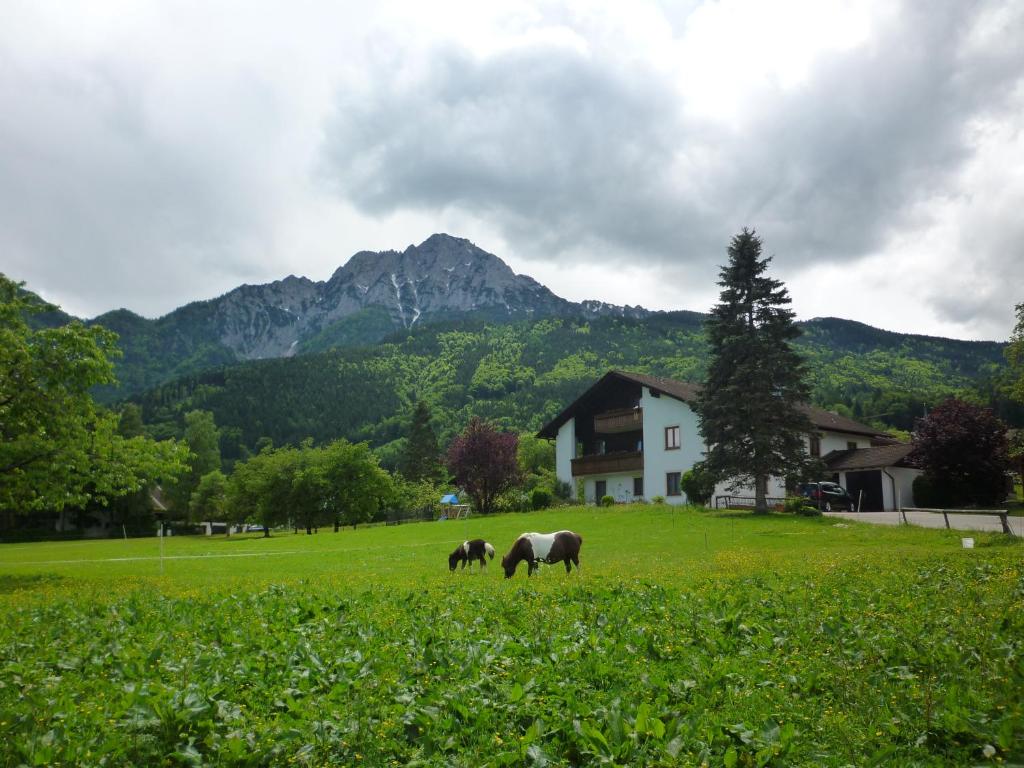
[824,443,923,512]
[843,470,884,511]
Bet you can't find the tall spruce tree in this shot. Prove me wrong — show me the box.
[399,399,443,482]
[698,229,813,514]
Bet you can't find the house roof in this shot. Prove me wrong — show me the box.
[537,369,885,440]
[797,404,884,438]
[608,370,702,403]
[823,443,917,471]
[536,370,699,439]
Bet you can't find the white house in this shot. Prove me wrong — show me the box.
[537,370,921,510]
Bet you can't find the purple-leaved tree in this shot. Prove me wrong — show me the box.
[909,397,1009,507]
[447,417,521,515]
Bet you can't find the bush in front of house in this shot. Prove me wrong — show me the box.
[530,488,552,510]
[651,495,666,504]
[600,495,615,507]
[783,496,821,516]
[680,462,716,506]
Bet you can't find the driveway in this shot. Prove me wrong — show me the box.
[825,509,1024,536]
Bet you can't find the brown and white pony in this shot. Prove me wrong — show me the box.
[501,530,582,578]
[448,539,496,571]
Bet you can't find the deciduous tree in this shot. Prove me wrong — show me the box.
[1007,302,1024,405]
[170,409,221,519]
[697,230,813,514]
[446,417,520,515]
[225,438,392,535]
[909,397,1009,507]
[1,275,187,524]
[190,470,228,524]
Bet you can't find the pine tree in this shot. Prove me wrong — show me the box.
[399,400,442,482]
[698,229,813,514]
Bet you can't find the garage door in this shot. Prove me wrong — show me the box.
[844,470,884,511]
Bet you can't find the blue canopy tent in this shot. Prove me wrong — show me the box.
[438,494,470,520]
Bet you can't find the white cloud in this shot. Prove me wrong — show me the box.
[0,0,1021,341]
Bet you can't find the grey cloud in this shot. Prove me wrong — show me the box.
[0,56,284,318]
[322,43,699,256]
[320,1,1024,326]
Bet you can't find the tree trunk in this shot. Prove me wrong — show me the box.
[754,475,769,515]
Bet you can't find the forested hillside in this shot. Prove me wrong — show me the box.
[133,312,1017,468]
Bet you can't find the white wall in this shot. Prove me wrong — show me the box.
[584,473,643,504]
[890,468,921,508]
[811,430,872,457]
[878,467,921,509]
[555,417,576,487]
[640,388,704,505]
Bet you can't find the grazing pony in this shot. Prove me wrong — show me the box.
[501,530,582,578]
[448,539,496,571]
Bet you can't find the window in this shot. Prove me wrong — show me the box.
[633,477,643,497]
[665,426,680,450]
[847,441,858,450]
[809,435,821,458]
[666,472,681,496]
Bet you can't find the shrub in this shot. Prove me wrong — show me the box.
[553,480,573,500]
[912,474,943,508]
[782,496,820,516]
[600,495,615,507]
[651,495,666,504]
[530,488,552,510]
[680,462,716,506]
[782,496,805,514]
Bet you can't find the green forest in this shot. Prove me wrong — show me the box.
[130,310,1021,469]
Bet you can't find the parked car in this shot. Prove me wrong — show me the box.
[799,481,857,512]
[245,524,266,533]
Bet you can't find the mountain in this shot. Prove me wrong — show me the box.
[132,310,1017,471]
[13,233,1014,432]
[12,233,1015,458]
[80,234,651,398]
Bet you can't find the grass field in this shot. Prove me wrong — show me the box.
[1,506,1021,766]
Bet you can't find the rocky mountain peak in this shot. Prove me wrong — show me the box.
[323,234,569,330]
[96,234,654,366]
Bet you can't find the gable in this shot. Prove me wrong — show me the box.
[538,370,883,441]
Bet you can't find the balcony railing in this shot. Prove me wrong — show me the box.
[594,407,643,434]
[571,451,644,477]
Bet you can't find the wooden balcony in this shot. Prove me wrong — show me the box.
[571,451,644,477]
[594,407,643,434]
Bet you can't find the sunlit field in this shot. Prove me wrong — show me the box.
[1,506,1021,766]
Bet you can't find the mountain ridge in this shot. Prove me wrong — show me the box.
[15,233,1009,401]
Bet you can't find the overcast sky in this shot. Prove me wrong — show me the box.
[2,1,1022,340]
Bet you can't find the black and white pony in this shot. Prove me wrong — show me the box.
[501,530,583,578]
[448,539,496,571]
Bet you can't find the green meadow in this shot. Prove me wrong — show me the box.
[1,507,1021,767]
